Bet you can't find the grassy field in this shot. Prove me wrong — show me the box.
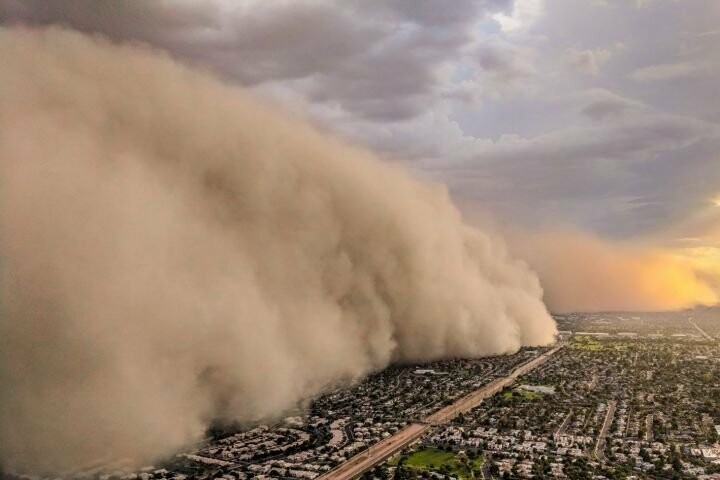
[569,337,604,351]
[503,389,542,400]
[391,447,483,479]
[570,337,631,352]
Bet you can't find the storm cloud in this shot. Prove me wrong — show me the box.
[0,27,555,474]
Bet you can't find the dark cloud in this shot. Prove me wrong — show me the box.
[0,0,216,35]
[435,113,715,169]
[0,0,508,122]
[578,89,643,121]
[357,0,509,26]
[0,1,381,84]
[437,113,718,235]
[476,44,533,82]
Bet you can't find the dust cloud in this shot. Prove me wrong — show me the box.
[0,28,556,474]
[508,229,719,313]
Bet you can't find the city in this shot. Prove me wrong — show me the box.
[5,308,719,480]
[378,308,720,480]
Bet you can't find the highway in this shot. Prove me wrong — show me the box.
[316,423,428,480]
[594,400,617,462]
[689,318,715,342]
[644,414,654,442]
[555,409,573,437]
[318,343,566,480]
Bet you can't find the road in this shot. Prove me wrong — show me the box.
[317,423,428,480]
[594,400,617,462]
[689,318,715,342]
[318,343,565,480]
[481,453,493,480]
[555,409,573,437]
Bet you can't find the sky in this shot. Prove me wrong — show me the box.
[2,0,720,306]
